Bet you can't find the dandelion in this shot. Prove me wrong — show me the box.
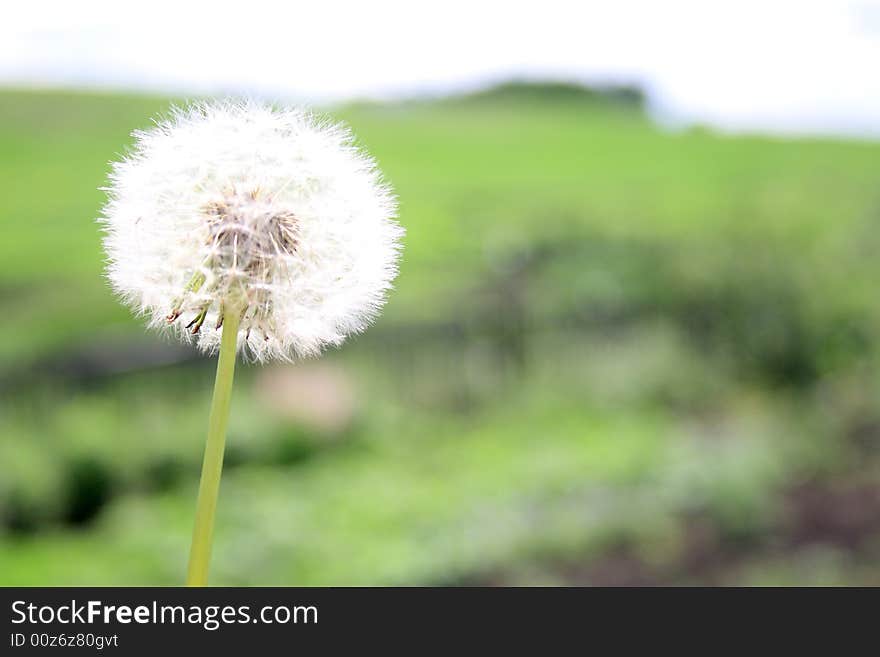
[100,99,403,585]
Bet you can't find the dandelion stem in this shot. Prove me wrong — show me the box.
[186,306,241,586]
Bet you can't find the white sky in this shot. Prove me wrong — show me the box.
[2,0,880,137]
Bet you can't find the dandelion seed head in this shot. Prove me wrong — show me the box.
[100,99,403,361]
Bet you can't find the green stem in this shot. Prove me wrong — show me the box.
[186,308,241,586]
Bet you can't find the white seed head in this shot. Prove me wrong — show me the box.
[100,99,403,361]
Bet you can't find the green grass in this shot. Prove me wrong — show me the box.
[2,89,878,363]
[0,386,803,585]
[2,87,880,585]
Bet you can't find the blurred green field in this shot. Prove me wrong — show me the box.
[2,86,880,585]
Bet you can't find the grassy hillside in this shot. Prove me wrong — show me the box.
[1,87,880,585]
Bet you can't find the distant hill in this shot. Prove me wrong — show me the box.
[452,80,646,111]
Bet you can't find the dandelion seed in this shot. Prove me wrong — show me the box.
[100,99,403,362]
[98,99,403,585]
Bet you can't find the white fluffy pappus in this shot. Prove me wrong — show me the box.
[100,99,403,361]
